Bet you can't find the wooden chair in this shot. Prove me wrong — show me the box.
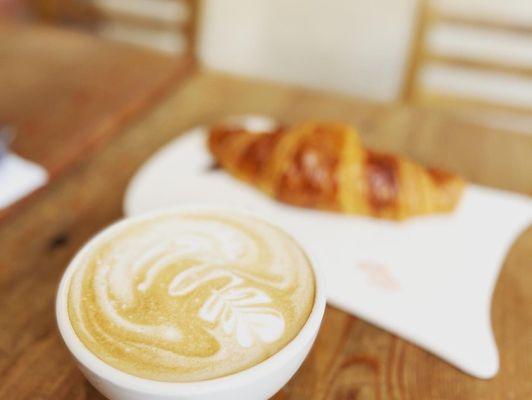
[401,0,532,119]
[28,0,200,56]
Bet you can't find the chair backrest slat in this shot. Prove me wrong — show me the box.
[402,0,532,115]
[29,0,200,57]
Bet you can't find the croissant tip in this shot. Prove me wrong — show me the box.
[436,177,466,213]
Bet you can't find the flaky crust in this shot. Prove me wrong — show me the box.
[208,121,465,220]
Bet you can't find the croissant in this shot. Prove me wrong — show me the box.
[208,121,465,220]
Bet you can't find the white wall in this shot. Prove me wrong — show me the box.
[198,0,532,112]
[198,0,418,102]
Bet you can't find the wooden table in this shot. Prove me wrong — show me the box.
[0,23,193,220]
[1,26,531,400]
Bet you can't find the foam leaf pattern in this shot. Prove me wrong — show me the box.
[200,285,285,348]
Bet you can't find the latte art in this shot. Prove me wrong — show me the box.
[169,266,285,348]
[68,211,315,382]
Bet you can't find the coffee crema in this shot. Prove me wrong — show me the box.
[68,211,315,382]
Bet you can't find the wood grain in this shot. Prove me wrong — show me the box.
[0,23,193,220]
[0,70,530,399]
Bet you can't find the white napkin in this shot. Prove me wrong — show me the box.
[0,153,48,209]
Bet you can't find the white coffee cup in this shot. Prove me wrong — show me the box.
[56,206,326,400]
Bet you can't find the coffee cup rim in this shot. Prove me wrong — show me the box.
[56,205,326,396]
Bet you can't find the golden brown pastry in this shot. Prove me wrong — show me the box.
[208,121,465,220]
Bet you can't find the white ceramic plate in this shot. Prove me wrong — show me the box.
[124,116,532,379]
